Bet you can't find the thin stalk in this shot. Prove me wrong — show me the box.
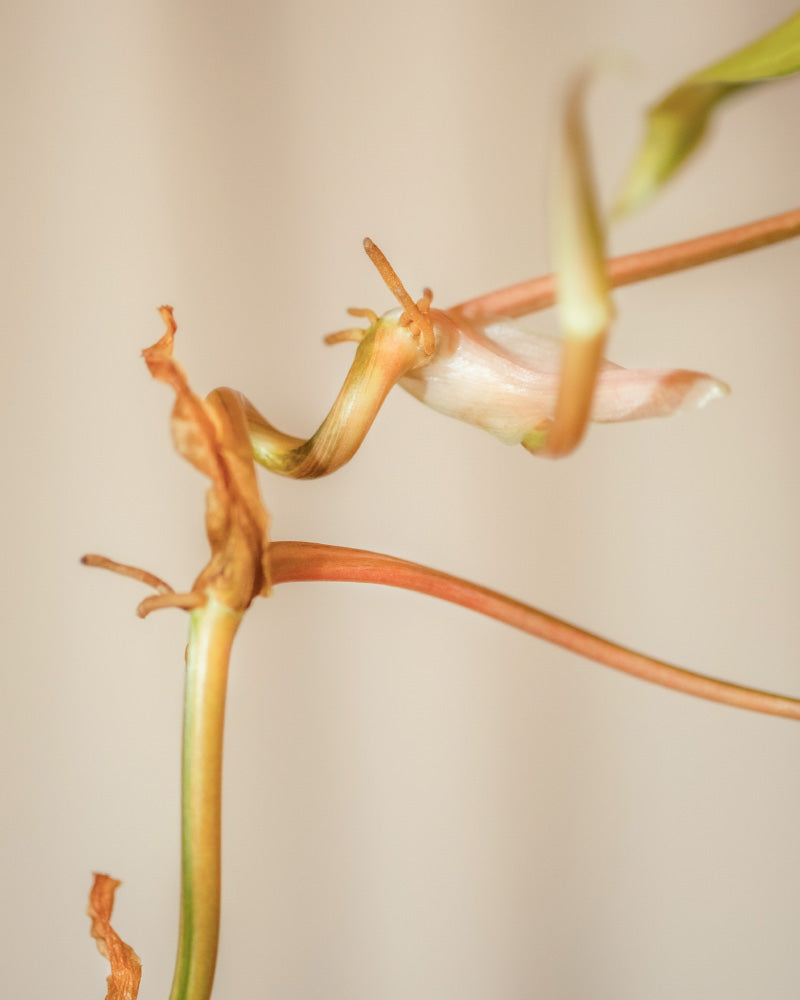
[168,596,243,1000]
[235,312,426,478]
[452,206,800,321]
[270,541,800,721]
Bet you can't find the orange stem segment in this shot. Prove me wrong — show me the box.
[270,541,800,721]
[452,206,800,322]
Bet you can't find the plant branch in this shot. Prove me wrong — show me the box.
[168,597,243,1000]
[270,541,800,721]
[451,206,800,321]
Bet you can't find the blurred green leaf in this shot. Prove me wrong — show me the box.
[616,10,800,215]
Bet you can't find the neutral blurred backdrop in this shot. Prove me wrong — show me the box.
[3,1,799,997]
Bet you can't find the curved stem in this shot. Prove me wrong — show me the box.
[229,321,426,479]
[168,597,243,1000]
[451,206,800,322]
[270,541,800,721]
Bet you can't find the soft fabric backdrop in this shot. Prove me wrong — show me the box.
[2,1,799,997]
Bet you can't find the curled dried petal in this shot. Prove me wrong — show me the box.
[87,874,142,1000]
[143,308,271,610]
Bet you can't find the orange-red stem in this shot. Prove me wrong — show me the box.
[270,540,800,721]
[452,206,800,321]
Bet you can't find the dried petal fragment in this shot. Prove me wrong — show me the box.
[87,874,142,1000]
[142,308,271,610]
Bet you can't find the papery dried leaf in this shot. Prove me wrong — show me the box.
[617,10,800,215]
[143,308,271,610]
[87,874,142,1000]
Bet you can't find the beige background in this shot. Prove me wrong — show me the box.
[3,1,799,997]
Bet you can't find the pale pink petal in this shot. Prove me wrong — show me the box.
[400,315,728,445]
[590,366,729,422]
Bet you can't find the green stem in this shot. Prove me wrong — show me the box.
[168,596,243,1000]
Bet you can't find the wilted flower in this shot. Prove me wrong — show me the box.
[313,229,728,465]
[397,306,729,452]
[249,70,729,477]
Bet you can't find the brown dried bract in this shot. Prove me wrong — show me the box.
[142,307,271,610]
[87,874,142,1000]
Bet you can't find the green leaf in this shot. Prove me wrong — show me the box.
[616,10,800,215]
